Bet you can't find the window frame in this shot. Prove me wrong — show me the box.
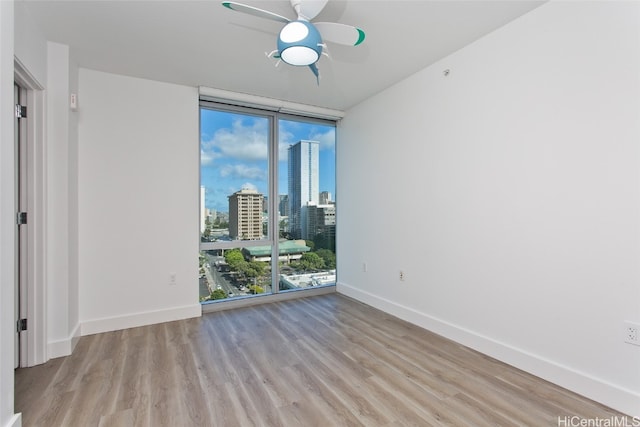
[199,98,337,298]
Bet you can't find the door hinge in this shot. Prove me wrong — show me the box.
[17,212,27,225]
[15,104,27,119]
[17,318,27,332]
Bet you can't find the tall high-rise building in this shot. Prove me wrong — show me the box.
[319,191,332,205]
[306,202,336,250]
[288,140,319,239]
[279,194,289,218]
[228,188,264,240]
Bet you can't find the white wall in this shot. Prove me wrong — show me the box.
[338,1,640,416]
[13,1,46,86]
[0,1,21,426]
[77,69,200,334]
[68,52,80,353]
[14,0,79,363]
[13,0,200,359]
[46,41,75,357]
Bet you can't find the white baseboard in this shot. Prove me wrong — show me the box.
[80,304,202,336]
[337,281,640,417]
[47,322,81,359]
[4,413,22,427]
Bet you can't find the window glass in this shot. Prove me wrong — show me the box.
[200,109,269,243]
[278,118,336,290]
[199,103,336,303]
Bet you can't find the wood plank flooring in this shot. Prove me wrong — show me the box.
[15,294,623,426]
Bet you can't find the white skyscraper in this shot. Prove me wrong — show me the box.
[288,140,319,239]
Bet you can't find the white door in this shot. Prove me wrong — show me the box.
[14,82,28,368]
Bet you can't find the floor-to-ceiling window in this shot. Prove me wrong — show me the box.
[199,101,336,303]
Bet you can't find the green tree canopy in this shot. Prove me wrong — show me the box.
[210,288,227,300]
[203,218,212,239]
[246,261,266,277]
[296,252,325,271]
[315,249,336,269]
[224,249,245,270]
[248,285,264,294]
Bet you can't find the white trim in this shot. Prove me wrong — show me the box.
[14,58,47,367]
[202,285,336,314]
[198,86,345,120]
[337,281,640,417]
[4,413,21,427]
[47,322,79,359]
[70,322,80,353]
[14,58,43,90]
[80,304,202,336]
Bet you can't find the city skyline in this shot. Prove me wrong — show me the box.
[201,109,336,213]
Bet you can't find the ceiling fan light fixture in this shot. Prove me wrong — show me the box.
[222,1,365,80]
[280,45,319,66]
[279,21,308,43]
[278,20,322,66]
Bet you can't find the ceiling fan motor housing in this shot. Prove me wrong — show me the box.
[278,20,323,66]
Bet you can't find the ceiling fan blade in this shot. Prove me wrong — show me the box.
[314,22,365,46]
[292,0,328,21]
[222,2,290,24]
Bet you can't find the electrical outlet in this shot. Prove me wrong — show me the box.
[169,273,177,286]
[399,270,405,281]
[624,321,640,346]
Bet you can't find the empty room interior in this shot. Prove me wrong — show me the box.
[1,0,640,425]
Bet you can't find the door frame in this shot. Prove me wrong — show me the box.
[15,58,47,367]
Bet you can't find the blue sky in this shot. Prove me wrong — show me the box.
[201,108,336,212]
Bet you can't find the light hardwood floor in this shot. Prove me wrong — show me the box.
[15,294,623,426]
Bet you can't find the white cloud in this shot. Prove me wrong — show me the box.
[278,122,336,154]
[309,128,336,151]
[203,119,336,168]
[240,182,258,191]
[201,119,268,164]
[219,164,267,181]
[200,148,220,166]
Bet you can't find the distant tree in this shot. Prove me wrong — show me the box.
[236,260,250,277]
[203,217,212,239]
[315,249,336,269]
[210,289,227,300]
[295,252,325,271]
[280,231,292,240]
[213,217,229,228]
[279,220,288,239]
[236,261,266,285]
[198,252,207,275]
[248,285,264,294]
[247,261,266,277]
[305,240,315,251]
[224,249,245,270]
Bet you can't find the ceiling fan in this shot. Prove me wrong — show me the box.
[222,0,365,83]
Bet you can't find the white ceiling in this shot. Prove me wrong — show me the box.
[22,0,545,111]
